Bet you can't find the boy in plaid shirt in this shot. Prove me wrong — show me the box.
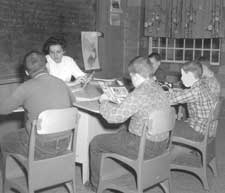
[169,60,218,157]
[89,56,170,190]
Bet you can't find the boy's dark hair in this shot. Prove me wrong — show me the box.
[24,50,46,74]
[182,60,203,78]
[128,56,154,78]
[148,52,161,61]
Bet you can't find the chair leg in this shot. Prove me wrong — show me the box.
[82,162,89,184]
[28,179,35,193]
[73,175,76,193]
[2,158,6,193]
[97,184,104,193]
[65,182,73,193]
[160,178,171,193]
[28,188,35,193]
[2,172,7,192]
[209,158,218,177]
[200,169,209,190]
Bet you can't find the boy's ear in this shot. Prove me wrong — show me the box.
[25,70,29,76]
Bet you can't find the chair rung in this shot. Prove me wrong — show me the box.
[100,173,137,192]
[7,176,28,193]
[172,153,202,167]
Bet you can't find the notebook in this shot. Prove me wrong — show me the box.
[69,71,95,92]
[98,81,128,104]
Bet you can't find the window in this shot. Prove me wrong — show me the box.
[149,37,221,65]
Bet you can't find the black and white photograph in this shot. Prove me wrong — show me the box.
[0,1,224,193]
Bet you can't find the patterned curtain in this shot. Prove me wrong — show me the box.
[145,0,225,38]
[144,0,171,37]
[171,0,224,38]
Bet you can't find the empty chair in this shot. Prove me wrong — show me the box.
[170,100,221,190]
[97,108,176,193]
[2,108,80,193]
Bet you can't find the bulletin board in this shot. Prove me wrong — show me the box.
[0,0,96,83]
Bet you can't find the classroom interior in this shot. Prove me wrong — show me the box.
[0,0,225,193]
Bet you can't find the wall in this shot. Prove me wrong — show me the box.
[123,0,146,75]
[0,0,98,138]
[0,0,97,82]
[0,0,127,138]
[0,83,23,140]
[95,0,125,78]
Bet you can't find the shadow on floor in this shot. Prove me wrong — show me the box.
[2,119,225,193]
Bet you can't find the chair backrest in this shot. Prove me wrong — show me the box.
[137,107,176,190]
[202,100,221,141]
[148,107,176,135]
[28,107,80,190]
[37,108,80,134]
[212,100,221,121]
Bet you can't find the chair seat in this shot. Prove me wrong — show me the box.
[3,108,79,193]
[173,122,204,142]
[9,154,28,167]
[172,152,202,167]
[101,173,137,193]
[7,176,27,193]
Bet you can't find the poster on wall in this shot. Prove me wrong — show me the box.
[81,31,100,71]
[110,0,122,13]
[110,13,121,26]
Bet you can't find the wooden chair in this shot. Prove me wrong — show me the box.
[170,100,221,190]
[97,108,176,193]
[2,108,80,193]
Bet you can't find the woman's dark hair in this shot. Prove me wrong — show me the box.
[42,36,67,55]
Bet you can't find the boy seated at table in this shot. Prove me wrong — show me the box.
[198,56,221,100]
[169,60,218,157]
[148,52,167,83]
[88,56,171,191]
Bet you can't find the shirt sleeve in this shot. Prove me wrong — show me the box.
[0,84,26,114]
[99,90,140,123]
[66,86,76,105]
[155,67,167,82]
[169,87,198,105]
[69,58,85,78]
[46,62,50,73]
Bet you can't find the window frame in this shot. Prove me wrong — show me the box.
[148,37,221,65]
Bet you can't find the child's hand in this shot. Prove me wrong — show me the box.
[76,76,87,84]
[99,94,110,103]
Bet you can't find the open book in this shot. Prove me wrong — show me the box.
[98,81,128,104]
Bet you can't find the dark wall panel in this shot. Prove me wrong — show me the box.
[0,0,96,81]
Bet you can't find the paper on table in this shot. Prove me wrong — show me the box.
[93,77,116,82]
[76,96,100,102]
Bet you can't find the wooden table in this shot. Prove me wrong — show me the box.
[72,81,115,184]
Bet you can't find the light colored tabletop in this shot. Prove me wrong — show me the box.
[72,81,103,113]
[13,81,105,114]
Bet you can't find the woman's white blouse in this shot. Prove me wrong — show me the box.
[46,55,85,82]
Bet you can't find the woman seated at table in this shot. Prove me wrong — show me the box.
[43,36,86,85]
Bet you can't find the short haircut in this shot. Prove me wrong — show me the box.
[182,60,203,78]
[197,56,208,62]
[148,52,161,61]
[24,51,46,74]
[197,55,210,67]
[42,35,67,55]
[128,56,154,78]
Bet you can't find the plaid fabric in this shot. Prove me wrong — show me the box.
[169,80,218,136]
[202,76,221,100]
[100,79,170,141]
